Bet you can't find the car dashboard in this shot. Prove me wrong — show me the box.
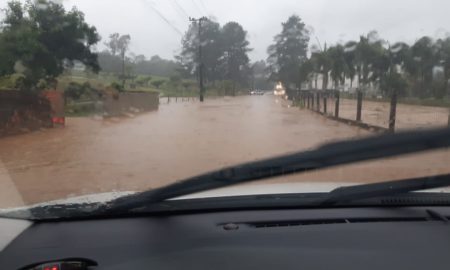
[1,206,450,270]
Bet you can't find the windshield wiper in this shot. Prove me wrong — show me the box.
[105,127,450,213]
[321,173,450,205]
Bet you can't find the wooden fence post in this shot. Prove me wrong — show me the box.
[323,95,327,114]
[389,90,397,132]
[309,93,312,109]
[167,96,170,103]
[356,90,363,121]
[311,93,315,110]
[447,107,450,127]
[316,92,320,111]
[335,90,340,118]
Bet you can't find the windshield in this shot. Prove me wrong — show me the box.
[1,0,450,218]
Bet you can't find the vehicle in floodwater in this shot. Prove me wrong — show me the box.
[274,82,286,96]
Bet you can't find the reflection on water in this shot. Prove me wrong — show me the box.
[0,95,449,207]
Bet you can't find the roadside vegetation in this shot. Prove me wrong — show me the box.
[0,0,272,119]
[266,15,450,107]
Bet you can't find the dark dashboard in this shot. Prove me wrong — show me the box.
[2,206,450,270]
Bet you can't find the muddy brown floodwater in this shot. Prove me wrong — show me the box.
[338,98,450,130]
[1,95,450,208]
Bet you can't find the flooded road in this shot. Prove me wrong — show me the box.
[1,95,450,207]
[338,98,450,130]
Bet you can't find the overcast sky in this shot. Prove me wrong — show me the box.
[3,0,450,61]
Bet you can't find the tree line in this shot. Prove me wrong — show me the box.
[177,19,272,94]
[267,15,450,99]
[97,51,181,79]
[0,0,273,95]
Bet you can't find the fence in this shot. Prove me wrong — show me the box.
[161,95,198,104]
[294,89,450,132]
[102,91,160,116]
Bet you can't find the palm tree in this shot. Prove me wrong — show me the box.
[327,45,347,89]
[408,36,436,97]
[344,41,358,89]
[311,44,333,90]
[434,38,450,96]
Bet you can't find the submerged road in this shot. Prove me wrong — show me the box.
[1,95,449,207]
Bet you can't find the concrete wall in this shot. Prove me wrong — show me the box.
[102,91,159,116]
[0,90,52,137]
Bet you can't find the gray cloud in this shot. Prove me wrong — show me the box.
[2,0,450,61]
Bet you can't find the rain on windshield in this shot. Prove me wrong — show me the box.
[0,0,450,210]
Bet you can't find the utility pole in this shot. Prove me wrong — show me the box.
[189,16,208,102]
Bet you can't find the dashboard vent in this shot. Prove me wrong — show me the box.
[244,217,429,229]
[380,197,450,205]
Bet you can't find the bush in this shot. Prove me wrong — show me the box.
[151,79,165,89]
[431,80,447,99]
[65,82,97,100]
[110,82,125,92]
[136,75,152,87]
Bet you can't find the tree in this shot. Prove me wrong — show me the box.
[219,22,251,91]
[177,19,252,94]
[435,38,450,96]
[310,44,332,90]
[151,79,165,89]
[0,0,100,91]
[105,33,120,56]
[98,52,181,77]
[105,33,131,87]
[135,75,152,87]
[344,41,358,89]
[267,15,310,89]
[298,59,313,88]
[403,37,435,97]
[117,34,131,88]
[251,60,272,90]
[327,45,346,89]
[177,19,223,83]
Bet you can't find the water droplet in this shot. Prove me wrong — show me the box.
[36,2,48,10]
[223,223,239,230]
[14,61,26,73]
[344,44,357,53]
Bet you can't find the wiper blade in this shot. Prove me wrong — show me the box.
[105,127,450,213]
[321,173,450,205]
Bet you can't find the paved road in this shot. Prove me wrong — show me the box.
[1,95,449,207]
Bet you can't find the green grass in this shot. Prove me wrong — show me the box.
[65,100,99,117]
[0,72,248,100]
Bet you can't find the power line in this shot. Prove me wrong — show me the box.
[169,1,188,21]
[173,0,190,19]
[189,16,208,102]
[142,0,183,36]
[198,0,209,15]
[190,0,205,16]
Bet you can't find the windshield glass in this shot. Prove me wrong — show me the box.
[1,0,450,218]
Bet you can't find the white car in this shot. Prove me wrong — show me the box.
[251,90,264,95]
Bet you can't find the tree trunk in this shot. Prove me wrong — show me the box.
[121,52,126,89]
[322,72,328,90]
